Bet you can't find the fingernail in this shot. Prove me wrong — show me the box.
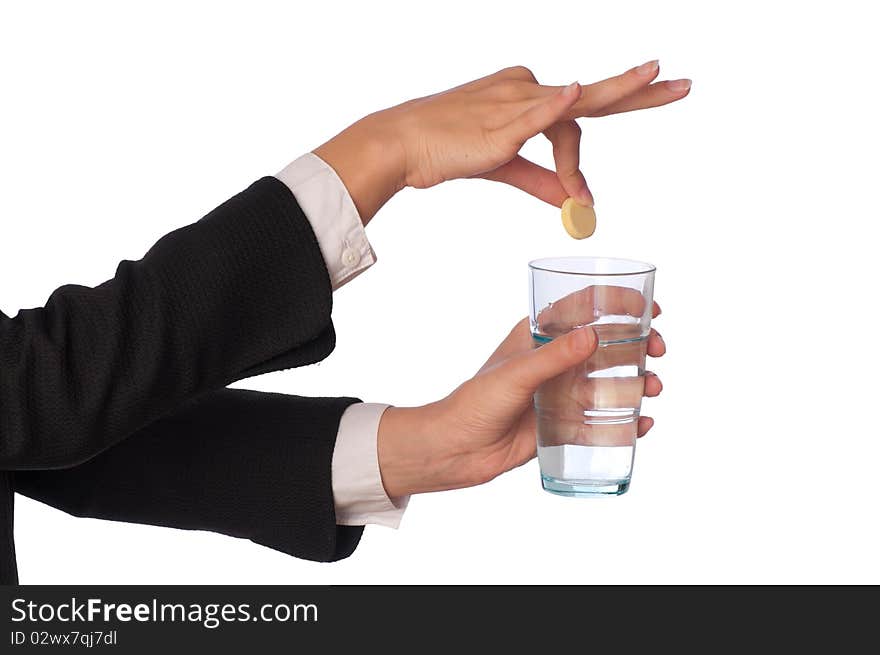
[576,187,593,207]
[562,81,580,97]
[635,60,659,76]
[574,325,595,352]
[667,78,692,92]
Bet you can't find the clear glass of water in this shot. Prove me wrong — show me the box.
[529,257,655,497]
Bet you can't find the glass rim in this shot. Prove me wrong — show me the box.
[529,256,656,277]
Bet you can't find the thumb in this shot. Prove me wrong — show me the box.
[497,81,582,147]
[488,325,597,396]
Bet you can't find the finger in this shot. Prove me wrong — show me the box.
[506,63,691,119]
[591,79,692,118]
[536,285,650,333]
[496,82,582,148]
[644,371,662,397]
[538,375,646,410]
[544,120,593,206]
[478,305,658,377]
[534,324,650,372]
[653,301,662,318]
[637,416,654,437]
[568,60,660,117]
[536,414,638,447]
[647,328,666,358]
[491,325,597,395]
[478,155,568,207]
[518,61,659,114]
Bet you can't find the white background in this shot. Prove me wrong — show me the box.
[2,1,878,584]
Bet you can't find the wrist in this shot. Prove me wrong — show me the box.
[377,403,461,497]
[313,115,406,226]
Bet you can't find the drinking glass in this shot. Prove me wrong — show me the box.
[529,257,655,496]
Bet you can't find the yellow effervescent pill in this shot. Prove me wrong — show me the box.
[561,198,596,239]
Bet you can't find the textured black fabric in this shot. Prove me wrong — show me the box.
[0,473,15,584]
[14,390,364,567]
[0,177,361,583]
[1,177,333,470]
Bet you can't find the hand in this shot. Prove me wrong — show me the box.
[377,301,664,498]
[314,62,690,224]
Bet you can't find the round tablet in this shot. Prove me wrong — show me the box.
[561,198,596,239]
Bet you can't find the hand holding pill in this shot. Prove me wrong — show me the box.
[314,62,690,226]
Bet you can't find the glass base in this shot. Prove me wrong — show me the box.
[541,474,630,497]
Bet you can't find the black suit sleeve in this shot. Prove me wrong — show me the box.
[1,177,335,470]
[13,389,364,563]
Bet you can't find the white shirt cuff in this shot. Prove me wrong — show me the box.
[275,152,376,290]
[331,403,409,529]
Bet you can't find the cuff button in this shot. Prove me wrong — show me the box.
[341,248,360,267]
